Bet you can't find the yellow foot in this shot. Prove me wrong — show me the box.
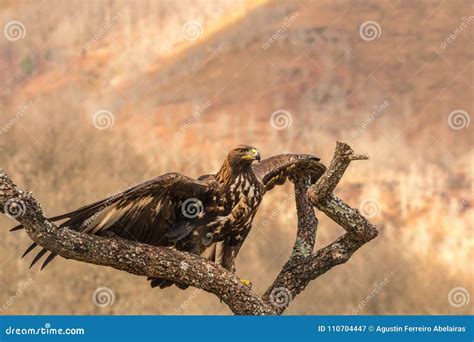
[240,279,252,288]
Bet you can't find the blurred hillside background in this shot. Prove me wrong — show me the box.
[0,0,472,315]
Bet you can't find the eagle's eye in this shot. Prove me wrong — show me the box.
[236,148,246,154]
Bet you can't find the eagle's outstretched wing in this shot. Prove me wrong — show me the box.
[12,172,223,269]
[252,154,326,191]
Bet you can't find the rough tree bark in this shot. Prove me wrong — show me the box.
[0,141,377,315]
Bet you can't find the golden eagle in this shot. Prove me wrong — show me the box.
[11,145,325,289]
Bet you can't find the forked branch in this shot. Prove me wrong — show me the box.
[262,142,377,313]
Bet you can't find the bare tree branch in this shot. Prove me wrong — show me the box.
[0,172,274,315]
[0,141,377,315]
[262,142,378,314]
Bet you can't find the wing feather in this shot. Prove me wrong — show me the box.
[22,242,38,259]
[29,248,48,268]
[41,253,57,270]
[14,172,222,269]
[252,154,326,191]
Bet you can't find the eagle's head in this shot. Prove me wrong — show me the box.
[216,145,261,184]
[227,144,261,167]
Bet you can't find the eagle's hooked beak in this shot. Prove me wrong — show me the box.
[243,148,260,162]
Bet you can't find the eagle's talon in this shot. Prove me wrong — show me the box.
[240,279,252,288]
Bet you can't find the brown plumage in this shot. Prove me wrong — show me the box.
[11,145,326,289]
